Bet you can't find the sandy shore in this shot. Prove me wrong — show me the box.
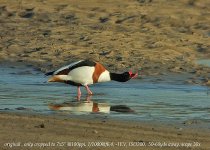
[0,112,209,150]
[0,0,210,85]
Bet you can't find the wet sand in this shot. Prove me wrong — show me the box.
[0,112,210,150]
[0,0,210,85]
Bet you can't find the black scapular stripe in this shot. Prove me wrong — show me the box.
[69,60,96,71]
[45,60,96,76]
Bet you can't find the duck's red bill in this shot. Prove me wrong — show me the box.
[129,71,138,79]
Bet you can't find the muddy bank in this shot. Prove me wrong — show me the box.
[0,0,210,85]
[0,112,210,150]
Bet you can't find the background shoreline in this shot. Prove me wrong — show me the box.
[0,0,210,86]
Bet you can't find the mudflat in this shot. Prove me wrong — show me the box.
[0,112,210,150]
[0,0,210,85]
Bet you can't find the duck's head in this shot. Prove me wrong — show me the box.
[122,71,138,81]
[110,71,138,82]
[128,71,138,79]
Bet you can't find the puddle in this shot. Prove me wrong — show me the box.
[196,59,210,67]
[0,64,210,126]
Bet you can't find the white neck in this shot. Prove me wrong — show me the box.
[98,70,111,83]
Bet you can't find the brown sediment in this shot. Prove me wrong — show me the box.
[0,112,209,150]
[0,0,209,77]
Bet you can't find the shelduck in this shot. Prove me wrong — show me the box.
[45,60,138,98]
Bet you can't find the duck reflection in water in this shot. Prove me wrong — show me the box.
[49,95,134,114]
[48,95,110,114]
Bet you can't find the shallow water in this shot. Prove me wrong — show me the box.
[0,64,210,126]
[196,59,210,67]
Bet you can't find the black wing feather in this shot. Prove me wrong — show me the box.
[69,60,96,71]
[45,60,96,76]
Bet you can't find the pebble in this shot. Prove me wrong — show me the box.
[35,123,45,128]
[19,11,34,18]
[93,130,98,134]
[99,16,109,23]
[205,80,210,86]
[16,107,29,110]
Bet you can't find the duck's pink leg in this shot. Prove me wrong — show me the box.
[86,95,92,102]
[84,85,93,95]
[77,86,81,101]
